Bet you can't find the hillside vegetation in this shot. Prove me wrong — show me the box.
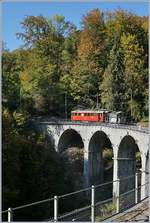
[2,8,148,221]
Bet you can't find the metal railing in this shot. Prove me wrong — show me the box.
[2,172,149,222]
[38,119,148,134]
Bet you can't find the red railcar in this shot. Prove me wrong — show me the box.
[71,110,108,122]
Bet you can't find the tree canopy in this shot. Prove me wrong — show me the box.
[3,9,148,119]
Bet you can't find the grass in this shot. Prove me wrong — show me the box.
[137,116,148,127]
[95,202,116,221]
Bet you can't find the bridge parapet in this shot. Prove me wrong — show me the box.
[40,120,148,134]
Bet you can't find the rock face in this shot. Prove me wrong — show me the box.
[61,147,84,163]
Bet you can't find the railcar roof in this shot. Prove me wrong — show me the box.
[71,110,110,113]
[110,111,123,114]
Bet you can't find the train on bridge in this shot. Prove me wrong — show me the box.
[71,110,129,124]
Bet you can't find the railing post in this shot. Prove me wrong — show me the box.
[91,185,95,222]
[54,196,58,222]
[135,172,138,204]
[8,208,13,222]
[116,178,120,214]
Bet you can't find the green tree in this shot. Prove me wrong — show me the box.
[60,30,80,93]
[17,15,76,116]
[2,50,21,112]
[70,9,107,108]
[70,57,99,107]
[101,38,126,111]
[121,33,147,120]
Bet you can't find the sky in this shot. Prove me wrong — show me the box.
[2,1,148,51]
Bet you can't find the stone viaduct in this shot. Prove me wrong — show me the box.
[40,121,149,201]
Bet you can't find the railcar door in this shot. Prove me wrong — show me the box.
[101,112,105,122]
[99,112,103,122]
[109,113,117,123]
[105,112,110,122]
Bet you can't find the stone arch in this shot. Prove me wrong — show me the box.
[118,135,141,208]
[58,129,84,189]
[58,129,84,152]
[118,135,141,177]
[88,131,113,186]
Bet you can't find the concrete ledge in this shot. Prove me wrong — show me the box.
[103,197,149,222]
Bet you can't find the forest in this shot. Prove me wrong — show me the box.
[2,8,148,221]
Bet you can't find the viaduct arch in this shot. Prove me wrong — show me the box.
[88,131,112,186]
[58,129,84,152]
[40,121,149,200]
